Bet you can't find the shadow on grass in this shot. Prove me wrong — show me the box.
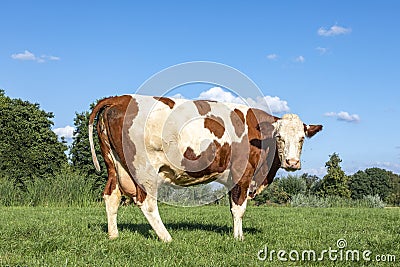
[93,222,261,239]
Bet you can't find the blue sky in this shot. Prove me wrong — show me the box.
[1,1,400,175]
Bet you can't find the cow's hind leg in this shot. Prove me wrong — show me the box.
[139,193,172,242]
[104,184,122,239]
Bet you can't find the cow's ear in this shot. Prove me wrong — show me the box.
[304,124,323,138]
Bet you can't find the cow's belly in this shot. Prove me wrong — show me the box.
[159,165,230,187]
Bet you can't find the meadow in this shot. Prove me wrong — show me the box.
[0,205,398,266]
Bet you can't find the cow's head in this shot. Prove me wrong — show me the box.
[273,114,322,171]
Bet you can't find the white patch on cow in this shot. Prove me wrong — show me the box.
[127,95,167,185]
[209,101,247,142]
[273,114,305,171]
[104,184,122,239]
[231,198,248,240]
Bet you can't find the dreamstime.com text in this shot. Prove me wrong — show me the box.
[257,239,396,263]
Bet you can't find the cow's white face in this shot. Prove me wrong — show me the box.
[273,114,322,171]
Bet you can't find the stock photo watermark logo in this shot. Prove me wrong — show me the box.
[257,238,396,263]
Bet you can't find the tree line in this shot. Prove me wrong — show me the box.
[0,90,399,206]
[253,153,400,206]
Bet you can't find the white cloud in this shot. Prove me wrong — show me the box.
[49,56,60,61]
[316,47,328,54]
[246,96,290,114]
[41,55,60,61]
[300,167,327,177]
[373,162,400,174]
[324,111,360,123]
[171,93,185,99]
[295,55,305,63]
[267,54,278,60]
[318,25,352,37]
[197,87,290,114]
[198,87,243,104]
[53,125,75,140]
[324,112,336,117]
[11,50,60,63]
[11,50,36,61]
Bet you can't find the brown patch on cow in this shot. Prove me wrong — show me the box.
[227,109,277,205]
[247,138,277,198]
[193,100,211,115]
[153,96,175,109]
[95,115,117,196]
[230,109,245,138]
[92,95,146,201]
[94,96,133,196]
[228,134,253,205]
[204,115,225,139]
[182,141,231,178]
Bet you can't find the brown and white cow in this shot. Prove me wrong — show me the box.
[89,94,322,242]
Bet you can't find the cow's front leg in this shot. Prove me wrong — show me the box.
[104,184,122,239]
[139,194,172,242]
[229,160,254,240]
[229,188,248,240]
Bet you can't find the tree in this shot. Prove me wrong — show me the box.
[279,175,306,197]
[69,107,107,193]
[350,168,395,203]
[386,172,400,206]
[0,89,67,188]
[349,170,370,199]
[300,173,321,195]
[253,179,290,205]
[319,153,351,198]
[365,168,391,200]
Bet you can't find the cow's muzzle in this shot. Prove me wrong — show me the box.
[282,158,301,171]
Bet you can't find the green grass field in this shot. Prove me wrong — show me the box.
[0,205,398,266]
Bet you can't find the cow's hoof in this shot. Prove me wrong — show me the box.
[234,236,244,241]
[109,234,119,240]
[161,235,172,243]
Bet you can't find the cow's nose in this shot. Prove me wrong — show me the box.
[286,158,300,169]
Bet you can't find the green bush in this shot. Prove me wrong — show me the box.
[289,194,325,208]
[0,178,25,206]
[26,172,99,207]
[0,170,101,207]
[360,194,385,208]
[254,175,306,205]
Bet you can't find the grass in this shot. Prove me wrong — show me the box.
[0,205,398,266]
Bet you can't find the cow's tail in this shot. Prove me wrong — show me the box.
[88,97,113,173]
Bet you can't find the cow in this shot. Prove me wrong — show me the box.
[88,94,322,242]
